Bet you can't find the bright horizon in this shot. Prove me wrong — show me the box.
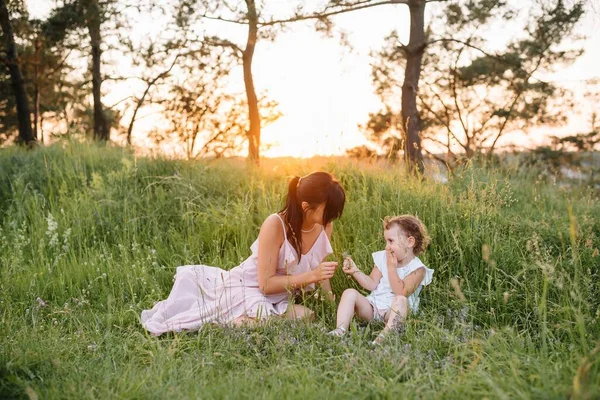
[29,1,600,159]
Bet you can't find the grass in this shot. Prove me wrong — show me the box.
[1,143,599,399]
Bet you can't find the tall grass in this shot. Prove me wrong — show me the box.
[1,143,599,399]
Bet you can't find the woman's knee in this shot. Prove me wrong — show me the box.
[287,304,314,321]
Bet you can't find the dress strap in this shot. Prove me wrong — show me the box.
[273,213,288,241]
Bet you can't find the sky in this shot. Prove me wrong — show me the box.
[29,1,600,158]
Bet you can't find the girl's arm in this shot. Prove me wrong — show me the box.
[351,266,381,291]
[258,215,336,295]
[386,251,425,296]
[343,256,381,291]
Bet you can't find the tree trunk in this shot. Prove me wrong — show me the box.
[33,83,39,141]
[87,0,109,141]
[0,0,35,145]
[401,0,426,174]
[243,0,260,166]
[33,37,41,142]
[40,112,45,144]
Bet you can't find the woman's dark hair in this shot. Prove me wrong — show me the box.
[280,172,345,260]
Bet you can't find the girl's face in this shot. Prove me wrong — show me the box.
[384,225,414,261]
[303,202,326,226]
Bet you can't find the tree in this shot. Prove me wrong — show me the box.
[0,0,34,145]
[358,107,403,159]
[363,1,586,169]
[273,0,430,173]
[151,43,280,159]
[417,0,584,167]
[122,2,220,146]
[44,0,128,142]
[286,0,586,174]
[84,0,109,141]
[179,0,285,165]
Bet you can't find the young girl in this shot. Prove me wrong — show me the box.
[329,215,433,344]
[141,172,345,335]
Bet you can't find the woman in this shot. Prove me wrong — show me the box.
[141,172,346,335]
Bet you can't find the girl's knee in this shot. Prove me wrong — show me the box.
[341,288,359,300]
[392,295,407,307]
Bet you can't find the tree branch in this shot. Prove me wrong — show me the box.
[417,90,466,151]
[423,147,452,170]
[427,38,503,62]
[204,36,243,57]
[260,0,409,27]
[200,13,248,25]
[489,48,549,153]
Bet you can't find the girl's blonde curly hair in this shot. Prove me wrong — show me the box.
[383,215,430,256]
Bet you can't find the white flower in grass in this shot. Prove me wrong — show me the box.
[46,213,59,247]
[62,228,71,252]
[36,297,47,308]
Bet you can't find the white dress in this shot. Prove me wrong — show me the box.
[141,214,333,335]
[366,251,434,314]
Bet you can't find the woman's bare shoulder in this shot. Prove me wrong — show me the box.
[259,213,285,237]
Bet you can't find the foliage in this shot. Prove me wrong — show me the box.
[0,144,599,398]
[362,0,585,166]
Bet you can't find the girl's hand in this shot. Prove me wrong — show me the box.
[342,257,359,275]
[313,261,338,281]
[386,250,398,269]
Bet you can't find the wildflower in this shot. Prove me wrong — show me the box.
[450,278,467,302]
[46,213,59,247]
[482,244,491,262]
[36,297,47,308]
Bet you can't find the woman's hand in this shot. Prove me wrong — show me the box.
[313,261,338,281]
[342,257,359,275]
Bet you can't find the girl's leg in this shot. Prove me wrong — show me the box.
[285,304,315,321]
[334,288,374,331]
[374,295,408,344]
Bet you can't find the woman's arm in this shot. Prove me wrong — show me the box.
[257,215,336,295]
[319,279,335,301]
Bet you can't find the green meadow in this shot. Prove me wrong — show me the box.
[1,144,598,399]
